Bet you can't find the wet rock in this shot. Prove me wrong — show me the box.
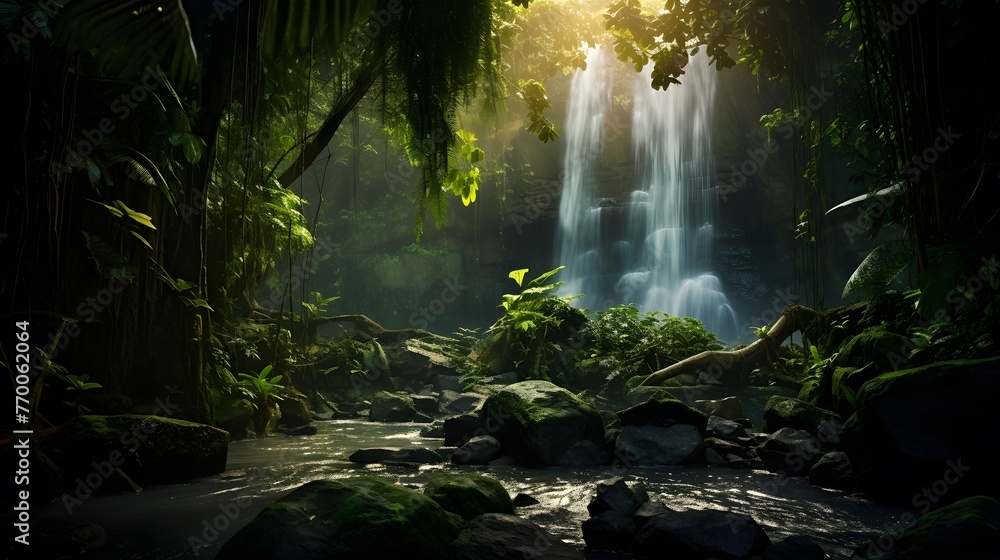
[347,447,443,464]
[615,424,705,466]
[705,448,726,465]
[424,472,515,519]
[411,395,440,414]
[630,501,673,530]
[582,510,636,551]
[444,414,484,446]
[704,437,748,458]
[706,415,747,440]
[42,414,228,486]
[763,535,830,559]
[809,451,858,491]
[634,510,771,560]
[454,513,582,560]
[756,428,824,477]
[481,380,605,467]
[215,477,460,560]
[439,390,487,415]
[694,396,744,420]
[369,391,419,422]
[452,434,503,465]
[283,423,318,436]
[587,476,649,517]
[484,371,519,385]
[513,493,539,507]
[419,420,445,438]
[763,396,840,440]
[618,391,709,431]
[215,396,256,439]
[278,392,313,428]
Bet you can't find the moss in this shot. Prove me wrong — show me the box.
[830,365,880,417]
[424,473,515,519]
[763,396,839,435]
[835,325,912,372]
[856,496,1000,559]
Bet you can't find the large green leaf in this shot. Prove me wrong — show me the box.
[843,241,913,298]
[55,0,200,85]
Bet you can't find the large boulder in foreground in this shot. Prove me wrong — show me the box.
[634,510,771,560]
[618,390,709,431]
[215,477,460,560]
[424,472,515,519]
[454,513,582,560]
[841,357,1000,504]
[481,380,604,466]
[41,414,228,485]
[854,495,1000,560]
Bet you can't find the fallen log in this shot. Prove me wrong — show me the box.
[639,304,821,386]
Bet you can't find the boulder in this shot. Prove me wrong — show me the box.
[283,423,318,436]
[215,477,460,560]
[454,513,582,560]
[420,421,445,438]
[706,416,747,440]
[411,395,440,414]
[444,414,485,446]
[215,395,256,439]
[513,493,539,507]
[347,447,443,465]
[705,437,749,458]
[630,501,673,530]
[854,495,1000,560]
[481,380,605,466]
[587,477,649,517]
[452,434,503,465]
[634,510,771,559]
[694,396,744,420]
[763,396,840,441]
[618,391,709,431]
[756,428,824,477]
[841,357,1000,504]
[835,325,912,372]
[582,510,636,551]
[369,391,420,422]
[616,424,705,466]
[277,392,313,427]
[42,414,228,486]
[424,472,515,519]
[830,364,881,418]
[439,390,486,414]
[763,536,830,559]
[809,451,858,491]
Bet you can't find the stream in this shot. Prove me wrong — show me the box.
[36,419,905,560]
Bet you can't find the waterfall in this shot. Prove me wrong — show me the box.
[555,47,739,340]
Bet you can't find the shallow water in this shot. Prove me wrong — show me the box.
[35,419,904,559]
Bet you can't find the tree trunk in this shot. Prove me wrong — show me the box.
[639,305,821,386]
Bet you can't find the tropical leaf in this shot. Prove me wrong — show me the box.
[55,0,200,86]
[826,182,905,214]
[508,268,529,287]
[526,265,565,289]
[843,241,913,298]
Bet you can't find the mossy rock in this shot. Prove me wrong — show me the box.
[842,357,1000,504]
[424,472,515,519]
[481,380,605,466]
[215,477,461,560]
[214,393,255,439]
[854,495,1000,559]
[763,396,839,436]
[369,391,419,422]
[618,390,709,431]
[41,415,228,485]
[835,326,912,372]
[830,365,880,418]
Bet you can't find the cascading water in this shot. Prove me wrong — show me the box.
[555,48,739,340]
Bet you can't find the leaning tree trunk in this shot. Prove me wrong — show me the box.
[639,305,822,386]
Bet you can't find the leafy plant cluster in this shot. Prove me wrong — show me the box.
[581,304,723,384]
[474,267,587,382]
